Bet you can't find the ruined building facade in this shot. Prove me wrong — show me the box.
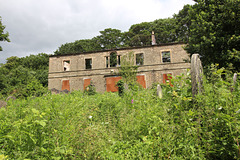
[48,42,190,92]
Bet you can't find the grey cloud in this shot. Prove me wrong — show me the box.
[0,0,195,64]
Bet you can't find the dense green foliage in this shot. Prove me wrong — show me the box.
[0,16,10,51]
[0,53,49,98]
[118,52,138,89]
[54,18,183,55]
[0,68,240,159]
[54,39,102,55]
[185,0,240,71]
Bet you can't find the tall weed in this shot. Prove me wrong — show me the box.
[0,68,239,159]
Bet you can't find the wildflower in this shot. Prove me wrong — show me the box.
[236,109,240,114]
[131,99,134,104]
[89,115,92,119]
[218,106,222,110]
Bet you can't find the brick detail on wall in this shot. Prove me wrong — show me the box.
[163,73,173,86]
[83,79,91,90]
[62,80,70,91]
[136,75,146,88]
[106,77,122,92]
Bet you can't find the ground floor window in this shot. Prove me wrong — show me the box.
[136,75,146,88]
[62,80,70,91]
[163,73,173,86]
[83,79,91,90]
[105,75,146,92]
[106,76,122,92]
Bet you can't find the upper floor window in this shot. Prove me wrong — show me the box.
[110,52,117,67]
[106,52,120,68]
[162,51,171,63]
[63,60,70,71]
[136,53,144,65]
[85,58,92,69]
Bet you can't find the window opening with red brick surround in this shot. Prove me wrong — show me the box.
[163,73,173,86]
[62,80,70,91]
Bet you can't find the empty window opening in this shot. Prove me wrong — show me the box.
[106,57,109,68]
[62,80,70,91]
[63,60,70,71]
[85,59,92,69]
[83,79,91,90]
[136,75,146,88]
[163,73,173,86]
[162,51,171,62]
[110,52,117,67]
[117,55,121,66]
[106,76,122,92]
[136,53,144,65]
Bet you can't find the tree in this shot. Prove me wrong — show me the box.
[174,5,192,43]
[126,22,152,46]
[20,53,49,70]
[118,52,138,85]
[20,53,49,86]
[95,28,125,49]
[54,39,102,55]
[0,16,10,51]
[4,56,20,70]
[151,18,177,43]
[185,0,240,71]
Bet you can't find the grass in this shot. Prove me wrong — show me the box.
[0,70,240,159]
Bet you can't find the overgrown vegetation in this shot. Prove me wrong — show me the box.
[0,67,240,159]
[0,53,49,98]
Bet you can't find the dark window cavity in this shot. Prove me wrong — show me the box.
[63,60,70,71]
[117,55,121,66]
[85,59,92,69]
[110,52,117,67]
[162,51,171,62]
[136,53,144,65]
[106,57,109,68]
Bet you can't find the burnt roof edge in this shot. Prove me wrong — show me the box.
[49,42,186,58]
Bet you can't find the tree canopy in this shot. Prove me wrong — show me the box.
[0,16,10,51]
[0,53,49,97]
[185,0,240,71]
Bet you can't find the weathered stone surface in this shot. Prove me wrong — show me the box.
[6,96,16,101]
[62,89,70,94]
[0,100,7,109]
[50,88,70,94]
[51,88,60,94]
[191,54,203,98]
[233,73,237,86]
[231,73,238,92]
[48,43,191,93]
[157,84,163,98]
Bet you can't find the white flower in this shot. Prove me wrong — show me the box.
[218,106,222,110]
[89,115,92,119]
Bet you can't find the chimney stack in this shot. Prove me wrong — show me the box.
[151,31,157,45]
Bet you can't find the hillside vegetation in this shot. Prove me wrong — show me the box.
[1,66,240,159]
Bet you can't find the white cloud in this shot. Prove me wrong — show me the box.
[0,0,195,63]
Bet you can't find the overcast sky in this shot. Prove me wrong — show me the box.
[0,0,195,64]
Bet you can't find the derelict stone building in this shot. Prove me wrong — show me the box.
[48,42,190,92]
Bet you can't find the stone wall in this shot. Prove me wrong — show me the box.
[48,43,190,92]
